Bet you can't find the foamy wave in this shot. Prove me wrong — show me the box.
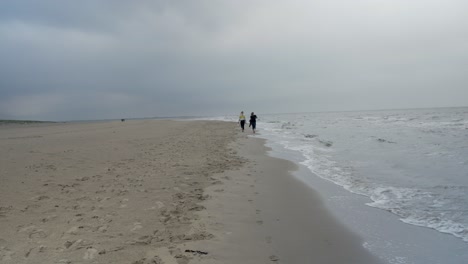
[193,116,236,122]
[281,121,297,129]
[366,186,468,242]
[401,217,468,242]
[256,109,468,243]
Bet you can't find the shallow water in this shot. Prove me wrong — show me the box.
[259,108,468,243]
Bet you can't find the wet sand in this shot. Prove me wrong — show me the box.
[187,133,383,264]
[0,120,381,263]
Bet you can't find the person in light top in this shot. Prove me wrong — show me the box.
[238,111,246,132]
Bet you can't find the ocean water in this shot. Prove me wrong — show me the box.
[258,107,468,244]
[207,108,468,244]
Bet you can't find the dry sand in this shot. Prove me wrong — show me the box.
[0,120,381,264]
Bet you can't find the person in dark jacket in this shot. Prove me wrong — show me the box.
[249,112,258,133]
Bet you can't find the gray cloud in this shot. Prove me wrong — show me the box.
[1,0,467,120]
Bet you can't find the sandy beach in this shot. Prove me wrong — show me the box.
[0,120,381,264]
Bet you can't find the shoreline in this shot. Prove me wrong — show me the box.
[258,130,468,264]
[186,132,382,264]
[1,120,381,263]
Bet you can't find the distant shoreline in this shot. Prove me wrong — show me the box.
[2,105,466,124]
[0,120,56,124]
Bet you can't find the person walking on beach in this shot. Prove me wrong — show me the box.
[249,112,258,133]
[238,111,246,132]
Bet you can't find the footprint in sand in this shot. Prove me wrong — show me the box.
[269,255,280,262]
[120,198,129,208]
[64,240,76,249]
[155,201,165,209]
[96,225,108,233]
[0,206,13,217]
[256,220,264,225]
[83,247,98,260]
[126,236,153,245]
[25,246,46,258]
[76,176,90,182]
[63,239,93,251]
[131,256,164,264]
[131,222,143,231]
[32,195,50,201]
[18,225,36,233]
[41,214,58,223]
[18,225,48,239]
[92,174,103,180]
[0,246,14,261]
[64,226,83,236]
[29,229,48,239]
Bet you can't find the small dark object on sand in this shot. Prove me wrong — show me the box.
[185,249,208,255]
[121,119,125,122]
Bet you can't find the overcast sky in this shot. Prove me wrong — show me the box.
[1,0,467,121]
